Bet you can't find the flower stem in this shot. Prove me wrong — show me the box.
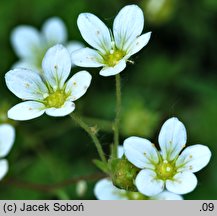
[113,74,121,158]
[70,113,107,164]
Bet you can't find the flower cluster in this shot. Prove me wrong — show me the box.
[95,146,183,200]
[2,4,212,200]
[95,118,211,199]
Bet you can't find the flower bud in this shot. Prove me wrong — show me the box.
[109,158,140,192]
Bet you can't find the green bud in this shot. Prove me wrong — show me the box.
[109,158,140,192]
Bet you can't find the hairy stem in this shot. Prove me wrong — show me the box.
[113,74,121,158]
[70,113,107,164]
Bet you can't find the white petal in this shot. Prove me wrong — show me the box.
[166,171,197,194]
[42,44,71,89]
[5,69,48,100]
[113,5,144,51]
[0,124,15,158]
[77,13,112,54]
[11,26,42,58]
[8,101,45,121]
[94,178,126,200]
[67,41,84,67]
[71,48,104,67]
[124,136,159,169]
[42,17,67,44]
[176,144,211,173]
[66,41,84,55]
[151,191,183,200]
[158,117,187,161]
[0,160,8,180]
[135,169,164,196]
[126,32,151,58]
[66,71,92,101]
[99,59,126,76]
[118,146,124,158]
[45,101,75,117]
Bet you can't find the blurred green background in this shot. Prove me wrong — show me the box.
[0,0,217,199]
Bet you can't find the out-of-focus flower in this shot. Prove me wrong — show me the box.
[11,17,83,72]
[0,124,15,180]
[71,4,151,77]
[76,180,88,197]
[124,117,211,196]
[5,44,92,121]
[94,178,183,200]
[141,0,175,25]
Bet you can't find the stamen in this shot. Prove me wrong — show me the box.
[44,90,68,108]
[156,161,176,180]
[103,49,126,67]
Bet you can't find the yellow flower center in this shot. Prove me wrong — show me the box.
[103,50,126,67]
[44,90,68,108]
[156,160,176,180]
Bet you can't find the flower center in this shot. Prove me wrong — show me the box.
[44,90,68,108]
[156,160,176,180]
[103,49,126,67]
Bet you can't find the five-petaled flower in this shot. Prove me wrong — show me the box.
[95,145,183,200]
[5,44,92,120]
[94,178,183,200]
[124,117,211,196]
[71,4,151,76]
[11,17,83,72]
[0,124,15,180]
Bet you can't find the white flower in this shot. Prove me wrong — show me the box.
[124,117,211,196]
[5,44,92,121]
[11,17,83,72]
[71,5,151,77]
[95,145,182,200]
[0,124,15,180]
[94,178,183,200]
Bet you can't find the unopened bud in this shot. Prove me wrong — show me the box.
[110,158,140,192]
